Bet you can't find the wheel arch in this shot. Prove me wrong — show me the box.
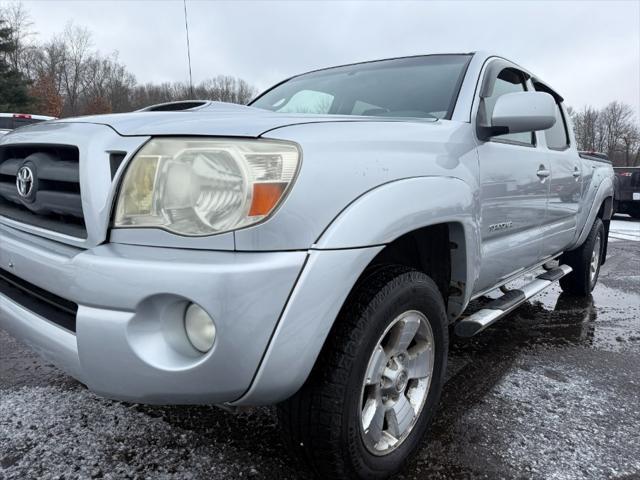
[232,177,479,406]
[596,195,614,265]
[570,176,614,251]
[598,195,614,221]
[568,175,613,267]
[315,176,479,320]
[356,221,471,322]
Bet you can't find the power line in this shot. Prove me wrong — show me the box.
[183,0,194,98]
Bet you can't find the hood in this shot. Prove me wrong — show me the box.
[55,101,434,138]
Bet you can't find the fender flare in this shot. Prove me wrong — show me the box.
[315,175,480,319]
[314,176,478,251]
[570,176,614,250]
[232,177,480,406]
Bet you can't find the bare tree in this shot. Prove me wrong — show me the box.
[129,76,257,110]
[620,125,640,167]
[571,102,640,167]
[601,102,634,156]
[59,22,92,115]
[572,106,600,152]
[22,37,66,116]
[0,1,33,71]
[82,52,136,113]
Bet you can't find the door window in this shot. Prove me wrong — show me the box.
[544,102,570,150]
[484,69,534,146]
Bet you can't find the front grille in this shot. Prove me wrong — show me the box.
[0,144,86,238]
[0,269,78,333]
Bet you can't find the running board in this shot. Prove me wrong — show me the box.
[455,265,573,337]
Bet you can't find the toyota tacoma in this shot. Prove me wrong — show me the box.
[0,52,615,479]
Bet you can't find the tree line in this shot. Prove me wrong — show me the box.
[569,103,640,167]
[0,2,256,117]
[1,2,639,167]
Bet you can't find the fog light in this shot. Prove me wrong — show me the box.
[184,303,216,353]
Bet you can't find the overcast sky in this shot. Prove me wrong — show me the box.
[18,0,640,115]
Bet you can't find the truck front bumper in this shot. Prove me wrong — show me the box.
[0,224,306,404]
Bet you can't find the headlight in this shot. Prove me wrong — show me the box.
[114,137,300,235]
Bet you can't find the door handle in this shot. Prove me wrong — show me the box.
[536,166,551,179]
[573,166,581,178]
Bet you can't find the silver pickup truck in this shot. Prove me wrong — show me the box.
[0,52,614,479]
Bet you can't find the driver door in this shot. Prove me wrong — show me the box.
[474,66,549,293]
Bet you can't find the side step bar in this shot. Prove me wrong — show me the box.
[455,265,573,337]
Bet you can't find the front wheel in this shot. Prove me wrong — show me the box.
[560,218,605,296]
[278,266,448,479]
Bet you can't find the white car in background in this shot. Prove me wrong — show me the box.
[0,113,56,135]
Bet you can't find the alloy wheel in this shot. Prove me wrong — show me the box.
[360,310,435,455]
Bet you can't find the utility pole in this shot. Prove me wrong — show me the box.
[183,0,194,98]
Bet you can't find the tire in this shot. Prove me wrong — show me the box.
[560,218,605,296]
[278,265,448,480]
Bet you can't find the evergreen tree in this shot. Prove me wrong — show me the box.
[0,19,31,112]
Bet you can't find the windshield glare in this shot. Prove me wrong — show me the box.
[251,54,471,120]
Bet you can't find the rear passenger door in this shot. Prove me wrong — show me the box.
[474,65,548,293]
[535,84,581,257]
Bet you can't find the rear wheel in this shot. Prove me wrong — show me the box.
[560,218,605,296]
[278,265,448,479]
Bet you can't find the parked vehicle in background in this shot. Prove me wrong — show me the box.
[0,52,615,479]
[0,113,55,136]
[614,166,640,219]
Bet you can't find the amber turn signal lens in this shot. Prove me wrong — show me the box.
[249,182,287,217]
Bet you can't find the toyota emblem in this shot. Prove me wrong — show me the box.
[16,165,35,199]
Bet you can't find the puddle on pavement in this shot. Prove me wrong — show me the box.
[451,281,640,366]
[534,284,640,350]
[423,277,640,480]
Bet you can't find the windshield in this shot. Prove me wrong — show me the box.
[251,54,471,120]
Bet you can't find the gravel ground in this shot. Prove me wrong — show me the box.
[1,229,639,479]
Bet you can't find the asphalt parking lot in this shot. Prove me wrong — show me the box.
[1,217,639,480]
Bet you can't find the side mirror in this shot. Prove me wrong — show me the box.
[484,91,556,138]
